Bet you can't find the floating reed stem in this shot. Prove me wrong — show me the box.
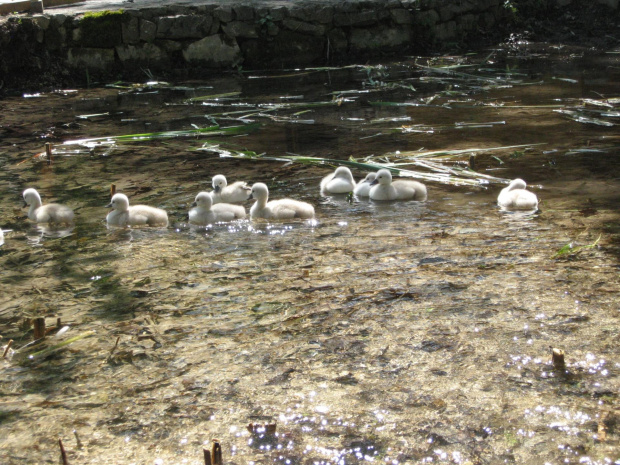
[33,317,46,340]
[59,438,69,465]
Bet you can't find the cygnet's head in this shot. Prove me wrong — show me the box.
[23,188,42,206]
[107,193,130,211]
[192,191,213,208]
[334,166,354,181]
[361,172,377,184]
[250,183,269,201]
[370,169,393,186]
[212,174,228,193]
[507,178,527,191]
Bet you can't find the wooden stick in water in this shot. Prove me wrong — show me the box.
[110,184,116,197]
[45,142,53,166]
[59,438,69,465]
[203,448,212,465]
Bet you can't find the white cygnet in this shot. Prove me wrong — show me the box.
[369,169,428,201]
[211,174,251,204]
[189,191,246,225]
[353,172,377,197]
[249,183,315,220]
[23,188,74,224]
[497,178,539,210]
[106,193,168,227]
[320,166,356,195]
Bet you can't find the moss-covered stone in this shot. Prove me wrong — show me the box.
[78,10,125,48]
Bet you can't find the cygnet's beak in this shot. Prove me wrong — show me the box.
[369,179,378,186]
[190,201,197,208]
[248,192,254,200]
[106,202,113,208]
[23,201,28,208]
[213,185,221,194]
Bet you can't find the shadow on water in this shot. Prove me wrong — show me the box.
[0,46,619,464]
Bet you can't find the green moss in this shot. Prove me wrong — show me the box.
[79,10,125,48]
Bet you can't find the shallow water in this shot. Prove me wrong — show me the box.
[0,45,619,464]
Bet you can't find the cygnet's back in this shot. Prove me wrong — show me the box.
[250,183,315,220]
[189,191,246,225]
[23,188,74,224]
[211,174,251,204]
[320,166,356,195]
[106,193,168,227]
[369,169,427,201]
[498,179,538,210]
[354,172,377,197]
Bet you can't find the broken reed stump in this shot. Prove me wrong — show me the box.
[33,317,46,340]
[247,422,277,435]
[110,184,116,198]
[59,438,69,465]
[2,339,13,358]
[550,347,566,370]
[469,154,476,170]
[203,439,222,465]
[45,143,53,166]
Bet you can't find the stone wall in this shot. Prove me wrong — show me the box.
[0,0,509,88]
[0,0,618,91]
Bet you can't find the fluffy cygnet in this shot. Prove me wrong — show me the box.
[353,172,377,197]
[211,174,251,204]
[497,178,539,210]
[369,169,428,201]
[249,183,315,220]
[23,188,74,224]
[106,193,168,227]
[320,166,356,195]
[189,191,246,225]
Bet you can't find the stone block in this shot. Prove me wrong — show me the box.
[122,15,140,45]
[140,19,157,42]
[435,20,456,41]
[289,6,333,24]
[390,8,413,24]
[269,7,288,22]
[222,21,259,39]
[334,10,383,27]
[116,43,168,64]
[234,5,254,21]
[415,9,440,26]
[597,0,618,8]
[350,25,412,50]
[183,34,242,67]
[67,48,115,70]
[282,18,326,37]
[32,15,50,31]
[213,6,234,23]
[157,15,212,39]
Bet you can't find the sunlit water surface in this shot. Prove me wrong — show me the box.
[0,46,619,464]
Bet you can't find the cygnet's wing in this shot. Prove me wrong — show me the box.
[37,203,74,223]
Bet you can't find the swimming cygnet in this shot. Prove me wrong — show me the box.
[23,188,74,224]
[189,191,246,225]
[249,183,315,220]
[106,193,168,227]
[211,174,251,204]
[497,178,539,210]
[320,166,356,195]
[353,172,377,197]
[369,169,428,201]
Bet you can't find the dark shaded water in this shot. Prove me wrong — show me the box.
[0,45,619,464]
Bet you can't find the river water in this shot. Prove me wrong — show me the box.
[0,44,619,464]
